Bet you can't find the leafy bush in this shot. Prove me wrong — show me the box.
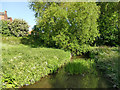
[89,46,119,88]
[30,2,100,55]
[0,20,11,36]
[0,19,29,37]
[1,43,71,88]
[96,2,119,46]
[8,19,29,37]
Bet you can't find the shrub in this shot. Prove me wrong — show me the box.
[8,19,29,37]
[0,19,29,37]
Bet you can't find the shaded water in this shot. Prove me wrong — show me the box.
[22,57,112,88]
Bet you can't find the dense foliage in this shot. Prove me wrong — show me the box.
[29,2,100,55]
[8,19,29,37]
[89,46,120,88]
[96,2,119,46]
[1,37,71,88]
[0,19,29,37]
[0,20,11,36]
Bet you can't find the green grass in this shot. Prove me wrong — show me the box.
[89,46,119,88]
[1,37,71,88]
[2,36,22,45]
[65,58,96,75]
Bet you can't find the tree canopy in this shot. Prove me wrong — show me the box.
[96,2,119,46]
[30,2,100,55]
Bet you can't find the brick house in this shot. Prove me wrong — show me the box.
[0,11,12,22]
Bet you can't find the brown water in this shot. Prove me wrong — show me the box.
[21,57,112,88]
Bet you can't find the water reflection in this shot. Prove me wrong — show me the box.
[22,66,112,88]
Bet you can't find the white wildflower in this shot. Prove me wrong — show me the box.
[54,56,58,60]
[26,84,29,86]
[45,62,48,65]
[19,53,22,55]
[10,59,13,61]
[18,56,22,57]
[31,67,36,70]
[14,57,17,59]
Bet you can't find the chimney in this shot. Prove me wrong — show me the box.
[4,11,7,14]
[4,11,8,20]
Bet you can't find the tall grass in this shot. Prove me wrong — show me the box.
[65,58,96,75]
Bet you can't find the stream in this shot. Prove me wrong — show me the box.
[21,56,112,88]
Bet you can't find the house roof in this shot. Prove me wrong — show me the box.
[0,12,5,15]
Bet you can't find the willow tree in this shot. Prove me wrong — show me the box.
[30,2,100,55]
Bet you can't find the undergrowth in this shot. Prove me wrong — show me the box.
[89,46,119,88]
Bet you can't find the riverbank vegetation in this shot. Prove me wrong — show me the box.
[1,37,71,88]
[65,59,96,75]
[1,1,119,89]
[89,47,119,88]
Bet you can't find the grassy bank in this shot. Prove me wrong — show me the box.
[1,37,71,88]
[89,46,119,88]
[1,37,119,88]
[2,36,22,45]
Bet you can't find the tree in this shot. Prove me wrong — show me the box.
[30,2,100,55]
[96,2,119,46]
[9,19,29,37]
[0,20,11,36]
